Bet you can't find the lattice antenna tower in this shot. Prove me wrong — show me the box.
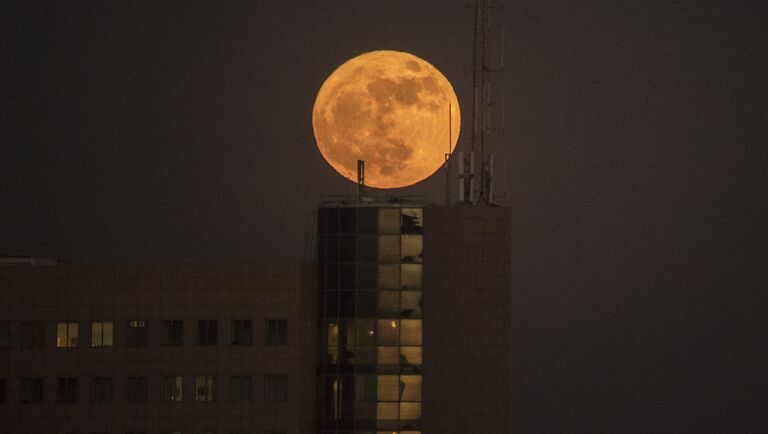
[457,0,505,205]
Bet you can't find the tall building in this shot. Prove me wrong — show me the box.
[316,202,511,434]
[0,204,510,434]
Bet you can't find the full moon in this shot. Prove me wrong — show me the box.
[312,50,460,189]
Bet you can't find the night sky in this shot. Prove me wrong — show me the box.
[1,1,765,431]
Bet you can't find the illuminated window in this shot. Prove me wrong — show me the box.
[379,208,401,234]
[0,322,8,348]
[377,375,399,401]
[377,319,399,345]
[265,319,287,345]
[400,291,422,318]
[126,376,147,402]
[161,320,183,346]
[56,322,78,348]
[378,264,400,289]
[264,374,287,402]
[90,377,112,403]
[56,377,78,403]
[21,321,45,348]
[400,375,422,402]
[377,346,400,365]
[400,402,422,420]
[196,320,218,345]
[195,376,215,401]
[126,320,148,346]
[401,234,423,263]
[229,375,252,401]
[400,347,422,368]
[91,321,113,347]
[20,378,43,403]
[400,320,422,345]
[161,376,182,401]
[401,207,423,233]
[401,264,422,290]
[378,291,400,316]
[378,235,401,263]
[231,320,253,345]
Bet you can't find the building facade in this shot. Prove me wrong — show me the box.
[0,263,316,434]
[0,204,510,434]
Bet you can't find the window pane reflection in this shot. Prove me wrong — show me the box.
[401,235,422,263]
[400,320,421,345]
[379,208,400,234]
[401,264,422,290]
[378,264,400,289]
[378,235,401,263]
[377,320,399,345]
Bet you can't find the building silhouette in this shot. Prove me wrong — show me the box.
[0,203,510,433]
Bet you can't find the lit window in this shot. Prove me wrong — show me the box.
[400,291,422,318]
[90,377,112,402]
[400,320,422,345]
[230,320,252,345]
[160,376,182,401]
[378,235,401,263]
[401,264,422,290]
[401,234,423,262]
[0,322,8,348]
[377,375,399,401]
[90,321,113,347]
[21,321,45,349]
[229,375,252,401]
[265,319,287,345]
[126,320,148,347]
[126,376,147,402]
[195,376,215,401]
[20,378,43,403]
[400,402,422,420]
[400,375,422,402]
[378,264,400,289]
[56,322,78,348]
[161,320,183,346]
[264,374,287,402]
[379,208,401,234]
[196,320,218,345]
[377,319,399,345]
[56,377,78,403]
[401,207,423,233]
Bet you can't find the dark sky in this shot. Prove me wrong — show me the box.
[1,1,766,431]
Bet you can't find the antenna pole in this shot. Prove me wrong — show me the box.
[357,160,365,200]
[445,103,452,206]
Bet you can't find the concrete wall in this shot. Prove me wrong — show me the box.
[422,205,511,434]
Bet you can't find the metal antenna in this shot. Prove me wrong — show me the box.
[357,160,366,200]
[445,103,452,205]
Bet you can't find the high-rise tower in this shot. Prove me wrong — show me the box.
[317,202,425,433]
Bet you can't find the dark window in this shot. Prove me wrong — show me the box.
[21,321,45,349]
[126,376,148,402]
[340,207,356,233]
[0,322,9,348]
[56,377,78,403]
[0,378,6,404]
[196,320,217,345]
[90,377,113,402]
[21,378,43,403]
[264,375,287,402]
[229,376,252,402]
[230,320,252,345]
[265,319,287,345]
[126,320,148,347]
[265,431,287,434]
[161,320,183,346]
[160,376,182,402]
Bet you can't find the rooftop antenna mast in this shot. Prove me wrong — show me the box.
[461,0,504,205]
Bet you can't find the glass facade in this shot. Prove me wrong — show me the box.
[318,204,424,434]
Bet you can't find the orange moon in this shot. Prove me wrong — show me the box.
[312,50,460,189]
